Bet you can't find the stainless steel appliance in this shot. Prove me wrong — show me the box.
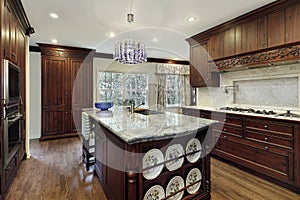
[3,59,20,106]
[219,106,300,119]
[2,59,22,169]
[3,112,22,169]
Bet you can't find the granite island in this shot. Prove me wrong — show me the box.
[85,107,217,200]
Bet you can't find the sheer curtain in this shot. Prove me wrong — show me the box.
[155,63,190,109]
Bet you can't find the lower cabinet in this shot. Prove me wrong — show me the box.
[182,107,300,193]
[213,131,294,183]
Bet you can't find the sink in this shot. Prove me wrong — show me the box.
[135,110,165,115]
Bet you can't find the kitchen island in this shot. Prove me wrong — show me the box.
[86,107,217,200]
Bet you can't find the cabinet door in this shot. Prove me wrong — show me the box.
[190,42,208,87]
[3,4,11,59]
[42,57,68,136]
[68,58,93,133]
[9,11,18,63]
[285,3,300,44]
[268,10,285,47]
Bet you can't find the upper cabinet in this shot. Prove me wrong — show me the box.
[188,0,300,73]
[189,39,220,87]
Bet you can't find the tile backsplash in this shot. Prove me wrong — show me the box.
[234,77,298,107]
[197,62,300,109]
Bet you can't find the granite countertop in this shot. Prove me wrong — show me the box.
[181,106,300,122]
[85,107,217,145]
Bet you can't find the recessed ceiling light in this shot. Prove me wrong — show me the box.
[187,17,196,22]
[51,39,58,44]
[109,32,116,38]
[50,12,59,19]
[152,37,158,42]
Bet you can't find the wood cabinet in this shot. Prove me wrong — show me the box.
[188,0,300,72]
[0,0,33,199]
[39,43,94,140]
[91,116,212,200]
[181,107,300,193]
[189,40,220,87]
[2,1,20,64]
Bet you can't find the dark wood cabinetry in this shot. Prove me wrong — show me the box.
[188,40,220,87]
[91,116,212,200]
[39,44,94,140]
[182,107,300,193]
[0,0,33,199]
[188,0,300,72]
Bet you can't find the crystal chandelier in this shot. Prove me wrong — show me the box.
[114,1,147,65]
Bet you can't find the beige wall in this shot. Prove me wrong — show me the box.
[28,52,41,139]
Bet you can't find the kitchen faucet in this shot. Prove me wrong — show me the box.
[130,102,145,114]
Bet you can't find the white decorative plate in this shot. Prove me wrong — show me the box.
[186,168,202,194]
[142,149,164,180]
[186,138,201,163]
[165,144,184,171]
[143,185,165,200]
[166,176,184,200]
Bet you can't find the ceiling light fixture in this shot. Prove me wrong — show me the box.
[114,0,147,65]
[50,12,59,19]
[51,39,58,44]
[109,32,116,38]
[152,37,158,42]
[187,17,196,22]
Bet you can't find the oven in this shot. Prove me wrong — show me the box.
[3,111,22,169]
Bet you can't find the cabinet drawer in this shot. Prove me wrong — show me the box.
[245,130,293,149]
[245,118,294,136]
[182,108,199,117]
[5,155,18,189]
[212,113,242,127]
[213,123,242,137]
[200,110,211,119]
[215,138,294,183]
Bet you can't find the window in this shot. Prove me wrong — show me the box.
[166,75,180,106]
[97,72,148,106]
[126,74,148,106]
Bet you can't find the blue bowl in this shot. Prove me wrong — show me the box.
[95,102,113,110]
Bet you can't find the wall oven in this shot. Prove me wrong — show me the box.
[3,112,22,169]
[3,59,21,107]
[2,59,22,169]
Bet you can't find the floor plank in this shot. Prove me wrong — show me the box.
[6,138,107,200]
[6,137,300,200]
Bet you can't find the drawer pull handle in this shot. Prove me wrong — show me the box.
[264,125,268,129]
[264,137,268,141]
[264,146,269,150]
[5,167,12,171]
[224,135,227,139]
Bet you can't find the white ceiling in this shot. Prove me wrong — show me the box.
[22,0,276,60]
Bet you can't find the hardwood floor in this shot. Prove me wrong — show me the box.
[211,158,300,200]
[6,137,300,200]
[6,137,107,200]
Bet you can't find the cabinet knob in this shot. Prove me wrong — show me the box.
[5,167,11,171]
[264,146,269,150]
[224,119,227,122]
[264,125,268,129]
[264,137,268,141]
[223,135,227,139]
[223,128,227,132]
